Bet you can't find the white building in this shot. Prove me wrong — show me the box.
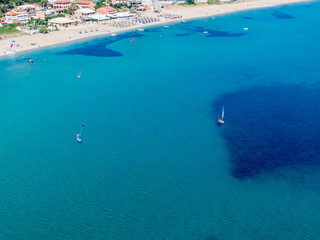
[87,13,110,21]
[4,9,30,24]
[116,12,135,18]
[74,8,95,20]
[48,17,75,27]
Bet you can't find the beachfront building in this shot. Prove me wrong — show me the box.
[4,9,30,24]
[194,0,207,2]
[15,25,26,31]
[87,13,110,22]
[134,6,146,11]
[97,6,117,15]
[53,0,71,9]
[17,4,38,12]
[48,17,75,27]
[74,8,95,20]
[54,8,64,14]
[36,10,56,20]
[75,0,95,10]
[116,12,135,18]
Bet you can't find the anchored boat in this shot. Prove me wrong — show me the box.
[77,124,84,142]
[218,105,224,124]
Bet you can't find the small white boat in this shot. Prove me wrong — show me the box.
[76,125,84,142]
[181,20,186,23]
[76,134,82,142]
[164,26,170,28]
[138,28,144,31]
[77,71,81,78]
[111,33,117,37]
[218,105,224,124]
[29,59,34,64]
[204,31,208,34]
[243,27,249,30]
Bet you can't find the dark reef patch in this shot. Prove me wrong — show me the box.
[144,28,163,33]
[56,32,144,57]
[176,33,190,36]
[271,11,293,19]
[57,45,123,57]
[214,84,320,179]
[205,29,246,37]
[178,26,246,37]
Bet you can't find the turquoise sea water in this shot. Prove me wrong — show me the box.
[1,2,320,239]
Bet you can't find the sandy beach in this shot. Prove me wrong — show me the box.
[0,0,310,57]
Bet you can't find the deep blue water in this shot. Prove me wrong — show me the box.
[215,84,320,179]
[1,1,320,240]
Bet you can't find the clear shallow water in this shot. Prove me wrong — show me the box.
[1,2,320,239]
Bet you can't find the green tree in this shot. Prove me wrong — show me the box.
[39,26,48,33]
[95,0,105,10]
[7,2,14,9]
[16,0,24,6]
[40,0,49,8]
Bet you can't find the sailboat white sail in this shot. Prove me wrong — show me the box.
[218,106,224,124]
[77,124,84,142]
[221,105,224,120]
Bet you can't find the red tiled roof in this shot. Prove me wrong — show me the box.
[54,8,64,11]
[13,20,22,23]
[54,0,70,3]
[97,8,107,14]
[97,6,117,14]
[12,9,24,12]
[5,12,18,16]
[75,0,93,4]
[105,6,116,11]
[0,17,6,21]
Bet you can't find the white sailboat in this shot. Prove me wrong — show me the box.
[5,39,16,55]
[77,71,81,78]
[77,124,84,142]
[218,105,224,124]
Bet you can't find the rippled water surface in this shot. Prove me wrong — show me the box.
[1,2,320,239]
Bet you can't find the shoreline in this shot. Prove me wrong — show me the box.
[0,0,311,58]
